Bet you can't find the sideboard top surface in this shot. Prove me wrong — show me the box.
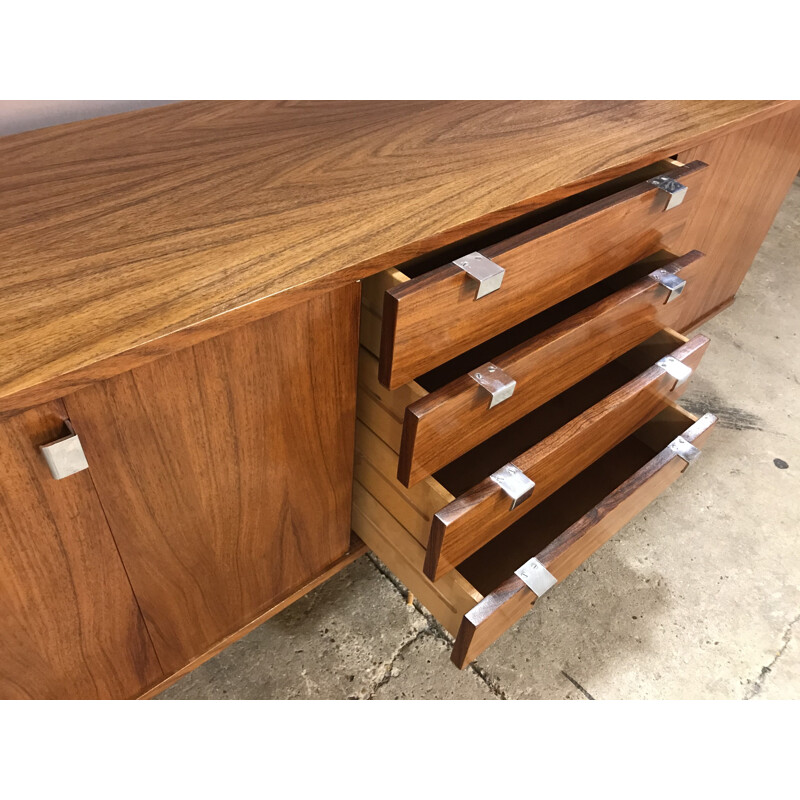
[0,100,793,411]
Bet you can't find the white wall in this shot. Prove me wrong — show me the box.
[0,100,176,137]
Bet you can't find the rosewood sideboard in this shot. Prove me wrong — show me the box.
[1,101,798,698]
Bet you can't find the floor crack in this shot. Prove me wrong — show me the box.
[744,611,800,699]
[366,553,507,700]
[363,627,429,700]
[469,661,509,700]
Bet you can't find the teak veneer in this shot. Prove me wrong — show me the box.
[0,101,795,414]
[396,250,707,487]
[378,160,708,388]
[1,101,799,697]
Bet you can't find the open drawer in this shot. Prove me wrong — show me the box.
[353,404,717,669]
[392,250,707,487]
[356,328,708,569]
[362,251,708,489]
[367,158,708,389]
[424,331,708,581]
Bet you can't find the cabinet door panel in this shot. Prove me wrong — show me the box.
[0,402,163,699]
[665,105,800,329]
[65,285,359,672]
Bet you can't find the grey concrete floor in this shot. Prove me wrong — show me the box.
[159,178,800,701]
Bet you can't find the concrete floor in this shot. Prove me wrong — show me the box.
[159,177,800,701]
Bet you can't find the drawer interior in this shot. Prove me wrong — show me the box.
[457,403,697,596]
[355,326,690,552]
[353,325,697,630]
[429,328,688,497]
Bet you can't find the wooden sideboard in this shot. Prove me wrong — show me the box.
[2,101,799,698]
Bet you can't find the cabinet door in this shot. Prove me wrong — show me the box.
[65,285,359,673]
[0,401,163,699]
[664,105,800,330]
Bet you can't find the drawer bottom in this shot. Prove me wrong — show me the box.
[352,405,716,667]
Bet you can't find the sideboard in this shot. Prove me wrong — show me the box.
[2,101,798,698]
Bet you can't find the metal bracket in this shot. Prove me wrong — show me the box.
[469,362,516,408]
[657,355,693,391]
[39,421,90,480]
[647,174,688,210]
[515,557,557,597]
[649,268,687,303]
[668,435,701,471]
[490,463,535,510]
[454,252,505,299]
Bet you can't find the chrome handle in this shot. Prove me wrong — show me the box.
[657,355,693,391]
[469,362,516,408]
[649,268,687,303]
[40,421,89,480]
[515,557,558,597]
[647,174,688,210]
[454,252,505,299]
[668,435,702,472]
[490,463,535,510]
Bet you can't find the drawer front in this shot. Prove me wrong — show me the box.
[450,411,717,669]
[424,334,709,581]
[398,250,706,486]
[380,160,708,389]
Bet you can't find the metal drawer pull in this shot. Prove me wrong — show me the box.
[657,355,693,391]
[515,557,558,597]
[490,463,535,510]
[469,362,516,408]
[454,252,505,299]
[647,174,688,210]
[40,421,90,480]
[668,435,702,471]
[649,268,687,303]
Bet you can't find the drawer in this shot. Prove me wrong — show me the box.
[424,332,708,581]
[352,330,716,665]
[354,404,717,668]
[395,249,707,487]
[368,158,708,389]
[356,328,706,575]
[449,407,717,668]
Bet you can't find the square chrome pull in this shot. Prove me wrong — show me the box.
[40,421,90,480]
[515,557,557,597]
[454,252,505,299]
[657,355,693,391]
[649,268,687,303]
[490,463,535,510]
[647,174,688,210]
[469,362,516,408]
[668,435,701,471]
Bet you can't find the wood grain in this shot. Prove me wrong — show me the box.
[398,250,706,486]
[139,532,368,699]
[0,401,163,698]
[425,335,709,581]
[379,161,708,388]
[450,411,717,669]
[1,101,793,413]
[355,420,453,548]
[666,105,800,332]
[64,285,359,673]
[351,481,481,638]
